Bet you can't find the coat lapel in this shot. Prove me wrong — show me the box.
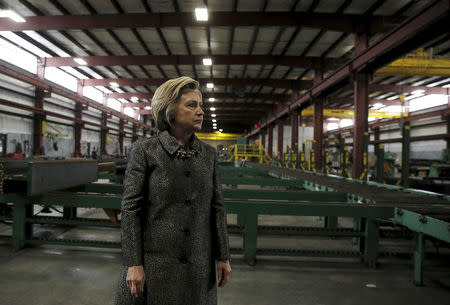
[158,130,203,156]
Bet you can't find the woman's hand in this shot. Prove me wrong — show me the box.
[217,260,231,288]
[126,265,145,298]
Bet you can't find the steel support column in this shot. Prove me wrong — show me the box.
[74,81,84,158]
[373,125,380,166]
[119,119,124,155]
[33,89,45,156]
[447,111,450,149]
[401,123,410,187]
[268,124,273,157]
[313,70,324,172]
[353,31,369,179]
[74,104,83,157]
[100,113,108,155]
[291,110,299,150]
[277,122,284,161]
[261,128,266,150]
[132,124,138,143]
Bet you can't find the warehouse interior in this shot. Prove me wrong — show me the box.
[0,0,449,304]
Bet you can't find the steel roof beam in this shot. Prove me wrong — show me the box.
[82,78,313,90]
[125,102,273,110]
[248,0,449,136]
[40,55,344,69]
[107,92,289,102]
[0,12,405,33]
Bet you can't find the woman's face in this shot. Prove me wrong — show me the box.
[172,90,204,133]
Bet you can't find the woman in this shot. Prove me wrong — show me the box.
[115,77,232,305]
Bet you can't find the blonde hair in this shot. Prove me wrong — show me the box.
[151,76,202,131]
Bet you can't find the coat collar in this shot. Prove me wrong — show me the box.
[158,130,202,156]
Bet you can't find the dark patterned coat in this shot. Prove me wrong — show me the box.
[115,130,230,305]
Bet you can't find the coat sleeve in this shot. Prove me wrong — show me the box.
[121,141,147,267]
[212,149,231,261]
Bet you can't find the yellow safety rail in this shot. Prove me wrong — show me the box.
[231,144,272,164]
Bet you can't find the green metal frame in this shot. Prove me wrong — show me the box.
[1,189,392,268]
[250,163,450,284]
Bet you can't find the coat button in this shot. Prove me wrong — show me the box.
[183,229,190,236]
[184,199,191,206]
[184,171,190,177]
[179,257,188,264]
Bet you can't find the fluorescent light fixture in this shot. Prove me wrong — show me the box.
[213,124,217,127]
[208,97,215,102]
[386,95,399,101]
[213,126,217,129]
[212,119,216,122]
[109,82,119,87]
[130,96,139,101]
[371,103,385,110]
[144,106,151,110]
[0,10,26,22]
[210,107,216,111]
[202,58,212,66]
[411,89,425,95]
[206,83,214,89]
[219,129,223,132]
[405,93,424,101]
[195,8,208,21]
[74,57,87,65]
[211,114,216,117]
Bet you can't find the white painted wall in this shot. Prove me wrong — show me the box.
[283,125,291,150]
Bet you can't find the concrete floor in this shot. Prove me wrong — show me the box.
[0,208,449,305]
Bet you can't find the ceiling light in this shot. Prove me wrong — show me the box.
[203,58,212,66]
[208,97,215,102]
[371,103,385,110]
[206,83,214,89]
[212,119,216,122]
[195,8,208,21]
[213,126,217,129]
[74,58,87,65]
[0,10,26,23]
[131,96,139,101]
[144,106,151,110]
[210,107,215,111]
[386,95,399,101]
[219,129,223,132]
[211,114,216,117]
[411,89,425,95]
[109,82,119,87]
